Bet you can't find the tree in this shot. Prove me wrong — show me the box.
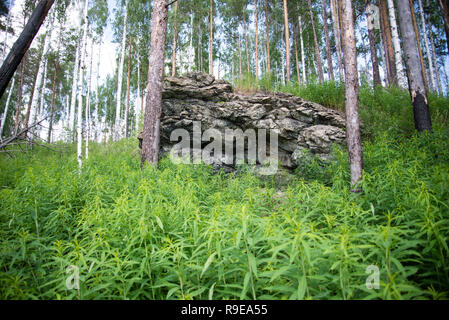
[340,0,363,191]
[397,0,432,132]
[141,0,169,167]
[379,0,397,86]
[254,0,259,80]
[366,0,381,87]
[209,0,213,75]
[282,0,290,82]
[308,0,324,83]
[321,0,334,81]
[0,0,55,99]
[264,0,271,76]
[171,0,178,76]
[387,0,407,88]
[417,0,436,92]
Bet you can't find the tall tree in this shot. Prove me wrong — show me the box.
[282,0,290,82]
[330,0,343,80]
[308,0,324,83]
[340,0,363,191]
[322,0,334,81]
[141,0,169,167]
[254,0,259,80]
[438,0,449,53]
[397,0,432,132]
[171,0,178,77]
[209,0,213,75]
[366,0,382,87]
[387,0,407,87]
[0,0,55,99]
[379,0,397,86]
[417,0,436,92]
[264,0,271,76]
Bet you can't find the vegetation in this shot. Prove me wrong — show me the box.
[1,83,448,300]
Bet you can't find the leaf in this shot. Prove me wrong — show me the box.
[240,272,251,300]
[155,216,164,231]
[201,252,217,278]
[208,282,216,300]
[248,252,258,278]
[297,276,307,300]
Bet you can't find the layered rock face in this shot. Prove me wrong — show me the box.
[139,72,346,171]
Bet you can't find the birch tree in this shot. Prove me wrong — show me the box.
[417,0,436,92]
[282,0,290,82]
[387,0,407,88]
[340,0,363,191]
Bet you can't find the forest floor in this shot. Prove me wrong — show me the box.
[1,83,448,299]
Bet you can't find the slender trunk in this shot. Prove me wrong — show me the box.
[0,78,14,139]
[69,38,80,132]
[238,32,242,79]
[379,0,397,86]
[322,0,334,81]
[366,0,382,87]
[299,14,306,84]
[116,0,129,141]
[209,0,213,75]
[330,0,344,80]
[254,0,259,80]
[136,54,141,133]
[409,0,429,91]
[47,26,62,144]
[77,0,89,168]
[417,0,436,92]
[308,0,324,83]
[283,0,291,82]
[171,0,178,77]
[24,59,40,133]
[397,0,432,131]
[141,0,169,167]
[340,0,363,191]
[0,0,55,99]
[293,25,300,85]
[125,37,132,138]
[14,55,26,134]
[265,0,271,76]
[85,39,94,158]
[438,0,449,54]
[429,24,442,94]
[387,0,407,87]
[1,9,12,63]
[243,15,250,75]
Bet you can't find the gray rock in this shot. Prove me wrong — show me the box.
[139,72,346,172]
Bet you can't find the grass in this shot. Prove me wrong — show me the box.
[0,81,448,300]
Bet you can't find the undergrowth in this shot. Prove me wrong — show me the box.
[0,82,448,300]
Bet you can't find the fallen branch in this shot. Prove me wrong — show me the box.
[0,117,48,150]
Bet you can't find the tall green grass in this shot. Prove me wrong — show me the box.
[0,84,448,300]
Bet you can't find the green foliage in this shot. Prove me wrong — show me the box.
[1,84,449,300]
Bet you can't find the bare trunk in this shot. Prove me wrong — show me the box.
[141,0,169,167]
[409,0,429,91]
[397,0,432,131]
[283,0,291,82]
[115,0,129,141]
[293,25,301,85]
[238,32,242,79]
[69,38,80,132]
[330,0,344,80]
[265,0,271,76]
[308,0,324,83]
[322,0,334,81]
[379,0,397,86]
[387,0,407,87]
[0,0,55,99]
[85,39,94,158]
[209,0,213,75]
[417,0,436,92]
[0,78,14,139]
[14,55,26,134]
[438,0,449,54]
[254,0,259,80]
[366,0,382,87]
[171,0,178,77]
[429,24,442,94]
[299,15,306,84]
[243,15,250,75]
[340,0,363,192]
[47,26,62,144]
[125,37,132,137]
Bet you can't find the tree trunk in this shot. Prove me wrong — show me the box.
[293,24,301,85]
[69,37,80,132]
[77,0,89,168]
[23,60,40,133]
[438,0,449,54]
[366,0,382,87]
[47,26,62,144]
[387,0,407,88]
[238,32,242,79]
[115,0,129,141]
[171,0,178,77]
[0,78,14,139]
[243,15,250,75]
[417,0,436,92]
[265,0,271,77]
[0,0,55,99]
[254,0,259,80]
[282,0,291,82]
[322,0,334,81]
[141,0,169,167]
[429,23,442,94]
[298,14,306,84]
[125,37,132,138]
[379,0,397,86]
[85,39,94,159]
[308,0,324,83]
[209,0,213,75]
[397,0,432,131]
[330,0,344,81]
[14,55,26,134]
[339,0,363,192]
[409,0,429,91]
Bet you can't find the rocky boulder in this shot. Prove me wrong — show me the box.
[139,72,346,171]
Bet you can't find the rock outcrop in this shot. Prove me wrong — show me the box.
[139,72,346,171]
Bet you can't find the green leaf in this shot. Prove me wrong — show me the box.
[201,252,217,278]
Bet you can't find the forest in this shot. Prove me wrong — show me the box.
[0,0,448,300]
